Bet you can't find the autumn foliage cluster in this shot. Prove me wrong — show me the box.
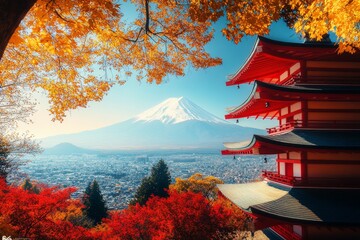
[0,179,89,238]
[1,0,359,122]
[102,191,247,240]
[0,178,247,239]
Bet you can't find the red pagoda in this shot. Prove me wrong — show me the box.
[218,37,360,239]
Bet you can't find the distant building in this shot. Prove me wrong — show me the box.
[219,37,360,239]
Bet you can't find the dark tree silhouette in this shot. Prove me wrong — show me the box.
[131,159,171,205]
[151,159,172,197]
[21,178,39,193]
[0,141,11,180]
[82,180,108,226]
[130,176,154,206]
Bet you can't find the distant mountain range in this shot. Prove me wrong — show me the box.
[43,142,97,155]
[41,97,265,150]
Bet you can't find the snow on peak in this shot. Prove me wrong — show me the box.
[133,97,229,124]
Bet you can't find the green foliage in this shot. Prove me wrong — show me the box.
[151,159,172,197]
[82,180,108,226]
[22,178,32,191]
[21,178,40,194]
[131,159,172,205]
[0,140,11,180]
[130,176,154,206]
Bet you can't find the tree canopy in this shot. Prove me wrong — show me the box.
[0,0,359,121]
[0,178,250,239]
[131,159,171,205]
[82,180,108,226]
[170,173,224,200]
[103,191,248,239]
[0,179,88,238]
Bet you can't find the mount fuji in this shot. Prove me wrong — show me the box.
[41,97,265,150]
[133,97,229,125]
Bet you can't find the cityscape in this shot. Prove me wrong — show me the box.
[13,152,276,209]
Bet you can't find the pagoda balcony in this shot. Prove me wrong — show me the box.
[266,122,298,135]
[262,171,298,186]
[263,171,360,188]
[266,120,360,135]
[281,76,297,86]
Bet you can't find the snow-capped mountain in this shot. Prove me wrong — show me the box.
[133,97,229,124]
[41,97,265,150]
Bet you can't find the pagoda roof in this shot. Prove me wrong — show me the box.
[226,81,360,119]
[218,181,360,224]
[222,129,360,155]
[226,37,360,86]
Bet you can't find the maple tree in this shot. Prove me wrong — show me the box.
[186,0,360,53]
[170,173,223,200]
[101,190,248,239]
[0,179,92,239]
[0,0,358,121]
[0,176,250,239]
[0,0,221,121]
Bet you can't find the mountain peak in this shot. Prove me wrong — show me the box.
[41,97,265,150]
[43,142,96,154]
[133,97,229,124]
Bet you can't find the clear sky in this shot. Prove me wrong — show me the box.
[18,20,303,139]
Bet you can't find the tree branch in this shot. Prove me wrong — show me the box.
[120,27,144,43]
[145,0,150,34]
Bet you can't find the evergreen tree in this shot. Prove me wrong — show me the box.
[22,178,33,191]
[0,141,11,181]
[151,159,172,198]
[130,176,154,206]
[131,159,171,205]
[82,180,108,226]
[21,178,39,193]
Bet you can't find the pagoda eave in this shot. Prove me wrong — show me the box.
[218,182,360,226]
[226,50,298,86]
[226,80,360,119]
[226,36,360,86]
[222,129,360,155]
[221,144,280,155]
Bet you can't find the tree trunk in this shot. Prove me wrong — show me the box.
[0,0,37,61]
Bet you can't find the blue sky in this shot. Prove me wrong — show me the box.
[19,20,303,138]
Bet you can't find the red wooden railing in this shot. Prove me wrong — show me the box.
[271,225,302,240]
[266,121,298,134]
[263,170,360,188]
[294,77,360,84]
[281,76,296,86]
[262,171,297,186]
[267,120,360,134]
